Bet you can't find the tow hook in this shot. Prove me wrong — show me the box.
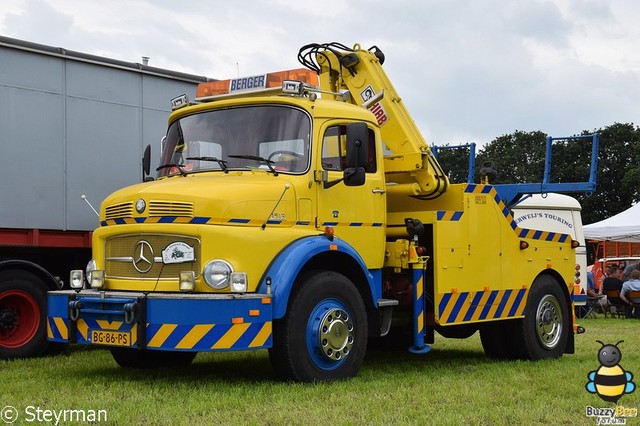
[69,300,82,321]
[124,302,137,324]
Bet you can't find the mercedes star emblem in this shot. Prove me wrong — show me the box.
[132,240,154,273]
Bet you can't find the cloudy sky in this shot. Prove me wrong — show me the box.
[1,0,638,146]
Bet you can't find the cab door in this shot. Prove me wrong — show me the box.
[316,122,386,268]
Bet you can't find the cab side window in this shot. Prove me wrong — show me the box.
[321,125,377,172]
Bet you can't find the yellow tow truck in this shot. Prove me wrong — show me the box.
[48,42,597,381]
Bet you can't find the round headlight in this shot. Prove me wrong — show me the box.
[86,259,97,284]
[135,198,146,214]
[203,260,233,290]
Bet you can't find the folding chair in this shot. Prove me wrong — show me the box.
[584,295,604,318]
[604,290,626,318]
[626,290,640,318]
[627,290,640,304]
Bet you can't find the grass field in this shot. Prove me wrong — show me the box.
[2,316,639,425]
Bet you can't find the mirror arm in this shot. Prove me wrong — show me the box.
[323,178,344,189]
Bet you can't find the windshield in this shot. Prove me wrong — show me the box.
[159,105,311,177]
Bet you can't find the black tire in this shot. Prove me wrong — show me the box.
[0,270,50,359]
[269,270,367,382]
[510,275,569,360]
[110,348,197,369]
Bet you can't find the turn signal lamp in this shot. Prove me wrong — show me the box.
[179,271,196,292]
[90,270,105,289]
[571,239,580,249]
[519,241,529,250]
[196,68,319,99]
[323,226,335,241]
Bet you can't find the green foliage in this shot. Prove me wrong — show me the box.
[443,123,640,224]
[476,130,547,185]
[434,144,475,184]
[578,123,640,224]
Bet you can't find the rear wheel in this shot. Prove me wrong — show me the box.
[110,348,197,369]
[269,271,367,382]
[510,275,569,360]
[0,270,49,359]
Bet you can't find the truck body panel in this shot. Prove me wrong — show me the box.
[512,193,587,304]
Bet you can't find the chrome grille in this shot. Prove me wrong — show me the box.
[149,201,194,217]
[105,234,201,280]
[105,202,133,220]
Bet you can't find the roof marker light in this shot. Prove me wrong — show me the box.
[170,94,189,110]
[195,68,319,99]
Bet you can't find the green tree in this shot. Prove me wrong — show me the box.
[433,144,475,184]
[475,130,547,184]
[438,124,640,224]
[576,123,640,224]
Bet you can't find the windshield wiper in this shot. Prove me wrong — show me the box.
[228,154,279,176]
[186,156,228,172]
[156,163,187,177]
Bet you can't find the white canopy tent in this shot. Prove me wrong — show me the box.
[583,203,640,242]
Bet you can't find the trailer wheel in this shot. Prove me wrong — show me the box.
[269,270,367,382]
[0,270,49,359]
[511,275,568,360]
[110,348,196,369]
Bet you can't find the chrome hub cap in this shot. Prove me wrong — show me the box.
[536,294,562,349]
[318,308,353,360]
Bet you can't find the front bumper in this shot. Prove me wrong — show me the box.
[47,290,272,352]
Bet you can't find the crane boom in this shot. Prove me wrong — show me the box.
[299,43,449,198]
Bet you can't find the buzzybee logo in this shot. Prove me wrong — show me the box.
[586,340,635,404]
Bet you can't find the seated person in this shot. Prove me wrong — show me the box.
[603,265,624,292]
[620,270,640,302]
[620,269,640,318]
[602,265,626,315]
[586,270,608,313]
[623,262,640,281]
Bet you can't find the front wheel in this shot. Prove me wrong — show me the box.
[511,275,569,360]
[269,271,367,382]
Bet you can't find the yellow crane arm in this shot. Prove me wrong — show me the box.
[299,42,449,198]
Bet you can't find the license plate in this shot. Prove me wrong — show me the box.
[90,329,132,347]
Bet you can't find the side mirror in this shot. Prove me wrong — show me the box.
[344,122,368,187]
[142,144,154,182]
[346,122,368,169]
[343,167,365,186]
[323,122,369,189]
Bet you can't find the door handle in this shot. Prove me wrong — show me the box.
[372,189,386,194]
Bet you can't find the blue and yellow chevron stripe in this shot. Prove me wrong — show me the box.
[436,184,571,243]
[47,292,274,351]
[47,316,69,341]
[47,316,271,351]
[436,211,463,221]
[437,287,529,324]
[100,217,383,228]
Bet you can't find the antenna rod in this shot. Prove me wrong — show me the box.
[262,184,290,230]
[81,194,99,217]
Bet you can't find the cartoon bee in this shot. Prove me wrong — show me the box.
[586,340,636,403]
